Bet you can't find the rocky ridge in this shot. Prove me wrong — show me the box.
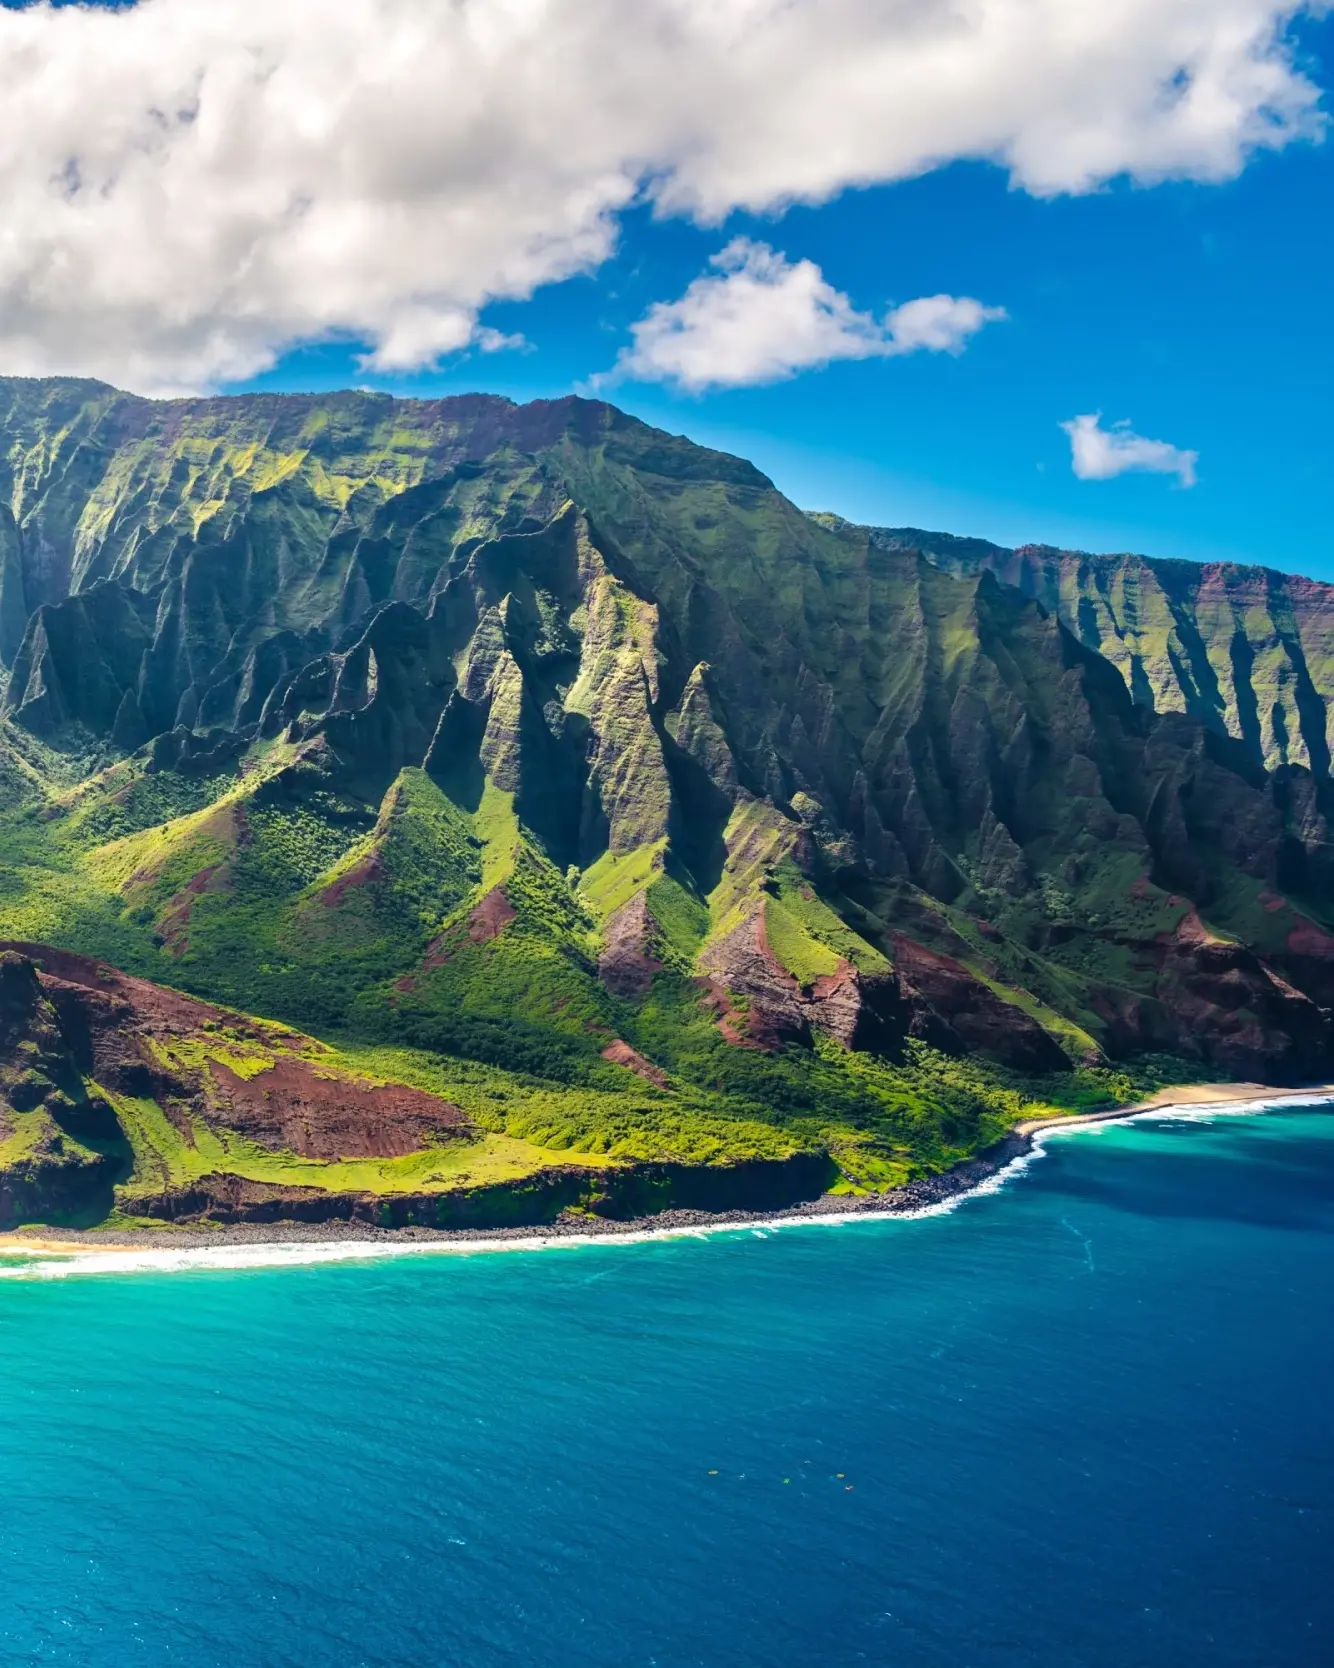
[0,378,1330,1227]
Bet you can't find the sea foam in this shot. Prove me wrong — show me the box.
[0,1092,1326,1279]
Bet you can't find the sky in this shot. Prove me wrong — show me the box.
[1,1,1332,575]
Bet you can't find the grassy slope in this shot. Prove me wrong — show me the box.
[0,724,1147,1225]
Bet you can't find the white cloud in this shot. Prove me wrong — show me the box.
[878,294,1008,357]
[604,240,1005,390]
[1062,413,1200,486]
[0,0,1322,393]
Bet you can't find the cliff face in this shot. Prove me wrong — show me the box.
[841,519,1334,778]
[0,378,1331,1226]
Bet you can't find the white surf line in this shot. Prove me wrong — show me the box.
[2,1089,1330,1280]
[0,1221,811,1280]
[0,1169,1046,1277]
[1025,1088,1334,1142]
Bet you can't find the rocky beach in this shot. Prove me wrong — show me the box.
[5,1081,1329,1264]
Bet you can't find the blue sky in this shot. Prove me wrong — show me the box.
[3,1,1332,576]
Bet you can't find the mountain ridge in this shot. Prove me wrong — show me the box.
[0,377,1330,1230]
[814,514,1334,777]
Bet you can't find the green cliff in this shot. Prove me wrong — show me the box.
[827,518,1334,777]
[1,378,1330,1229]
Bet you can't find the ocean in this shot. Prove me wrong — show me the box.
[1,1104,1331,1667]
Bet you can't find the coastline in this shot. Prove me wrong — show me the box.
[1011,1078,1334,1136]
[3,1079,1332,1269]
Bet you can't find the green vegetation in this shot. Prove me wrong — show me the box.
[579,840,667,925]
[103,1078,598,1211]
[854,518,1334,776]
[762,863,890,987]
[1,377,1329,1231]
[643,873,709,970]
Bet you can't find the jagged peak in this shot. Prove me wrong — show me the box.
[1,377,1333,1201]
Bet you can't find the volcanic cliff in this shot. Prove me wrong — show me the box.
[0,378,1329,1227]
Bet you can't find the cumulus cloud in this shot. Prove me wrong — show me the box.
[0,0,1323,392]
[1062,413,1200,486]
[604,240,1004,391]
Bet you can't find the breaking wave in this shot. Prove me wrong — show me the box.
[1,1092,1328,1280]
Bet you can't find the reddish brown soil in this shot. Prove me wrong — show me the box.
[695,909,1075,1069]
[696,974,767,1049]
[697,914,881,1051]
[1079,906,1332,1079]
[321,849,384,907]
[467,886,516,944]
[159,862,226,955]
[698,915,805,1050]
[207,1057,464,1159]
[598,892,663,998]
[887,934,1069,1073]
[0,940,469,1158]
[394,887,516,993]
[1288,917,1334,960]
[135,805,253,955]
[600,1039,669,1089]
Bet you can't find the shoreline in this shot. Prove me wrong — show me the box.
[3,1079,1332,1267]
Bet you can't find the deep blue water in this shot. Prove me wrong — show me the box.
[2,1107,1332,1668]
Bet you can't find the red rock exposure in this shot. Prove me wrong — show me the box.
[158,862,226,955]
[1151,910,1330,1081]
[467,886,516,944]
[0,948,118,1137]
[395,887,517,993]
[1286,917,1334,960]
[695,907,1081,1070]
[1082,908,1333,1081]
[206,1056,463,1159]
[320,848,384,907]
[698,911,923,1057]
[139,804,254,956]
[0,939,469,1158]
[13,940,231,1044]
[600,1038,669,1089]
[598,892,663,998]
[1281,913,1334,1011]
[696,975,768,1050]
[887,934,1070,1073]
[698,915,808,1049]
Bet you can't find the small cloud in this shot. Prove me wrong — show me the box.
[1061,412,1198,488]
[357,308,476,373]
[475,327,531,354]
[356,315,529,374]
[881,293,1005,356]
[599,239,1005,393]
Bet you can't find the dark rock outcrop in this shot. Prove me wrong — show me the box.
[112,1149,835,1228]
[0,950,118,1137]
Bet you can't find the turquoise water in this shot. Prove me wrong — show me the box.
[2,1107,1332,1667]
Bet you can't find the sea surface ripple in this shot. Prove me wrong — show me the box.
[1,1105,1331,1667]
